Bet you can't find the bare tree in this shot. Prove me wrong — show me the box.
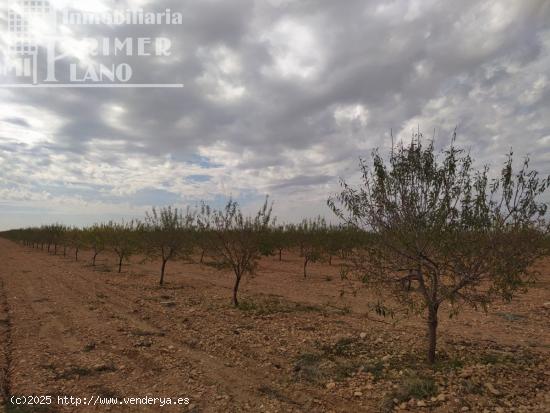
[199,197,273,307]
[329,133,549,363]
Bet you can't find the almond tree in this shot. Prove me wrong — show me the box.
[143,206,196,285]
[52,224,66,255]
[270,224,289,262]
[42,225,57,255]
[329,133,549,364]
[67,227,84,261]
[85,224,108,266]
[60,228,71,256]
[323,225,349,263]
[296,217,327,278]
[199,197,273,307]
[106,221,141,273]
[195,220,211,264]
[322,224,352,266]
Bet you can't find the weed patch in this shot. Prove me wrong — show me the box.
[238,297,321,315]
[381,373,437,411]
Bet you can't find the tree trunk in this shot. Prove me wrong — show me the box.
[75,247,79,261]
[47,244,51,253]
[303,257,309,278]
[118,256,123,273]
[54,244,57,255]
[200,250,205,264]
[232,274,242,307]
[159,259,168,285]
[92,252,98,266]
[63,246,67,256]
[279,248,282,261]
[427,305,439,364]
[329,255,332,265]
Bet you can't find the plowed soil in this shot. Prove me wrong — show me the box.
[0,238,548,412]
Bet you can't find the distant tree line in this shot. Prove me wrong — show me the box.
[0,201,370,306]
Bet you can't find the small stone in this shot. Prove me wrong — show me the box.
[543,302,550,308]
[326,382,336,389]
[359,332,367,339]
[83,342,96,352]
[436,393,446,401]
[460,407,469,412]
[353,391,363,397]
[135,338,152,347]
[417,400,427,407]
[93,363,115,371]
[381,355,391,362]
[485,383,501,396]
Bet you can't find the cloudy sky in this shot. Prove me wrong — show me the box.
[0,0,549,229]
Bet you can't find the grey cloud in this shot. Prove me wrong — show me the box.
[1,0,550,227]
[269,174,333,190]
[3,117,30,127]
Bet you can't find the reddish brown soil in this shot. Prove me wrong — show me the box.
[0,238,548,412]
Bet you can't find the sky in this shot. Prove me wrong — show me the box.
[0,0,549,230]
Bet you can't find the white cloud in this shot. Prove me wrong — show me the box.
[196,45,247,101]
[334,104,369,127]
[261,19,323,80]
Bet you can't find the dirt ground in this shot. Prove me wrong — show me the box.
[0,238,548,412]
